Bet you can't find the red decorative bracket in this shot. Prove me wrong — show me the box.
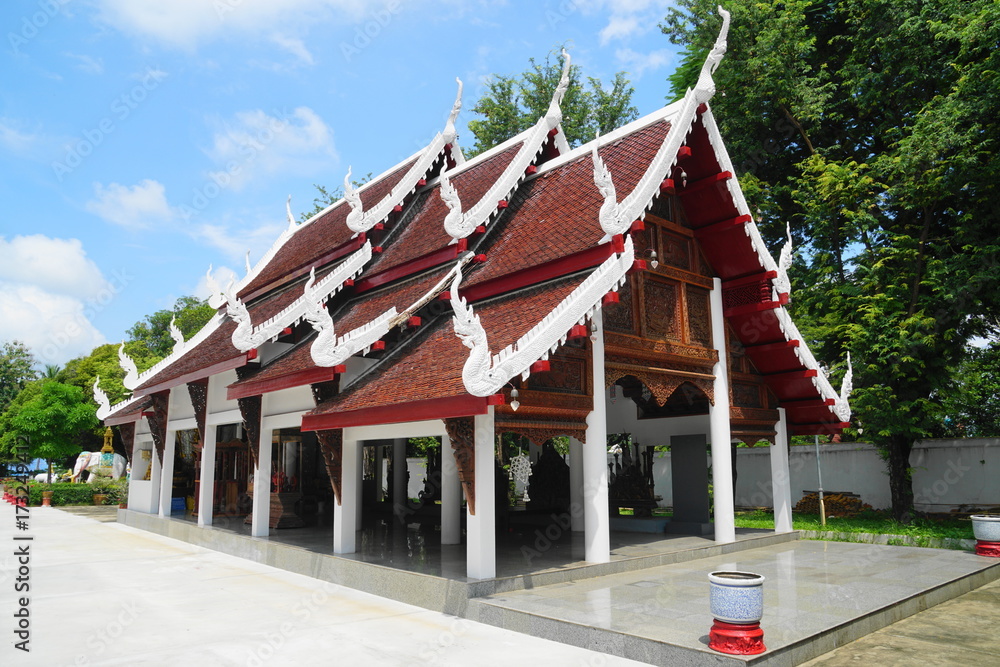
[473,254,487,263]
[373,222,385,231]
[246,348,258,361]
[474,225,486,234]
[457,238,468,252]
[530,360,550,374]
[678,145,693,159]
[407,316,422,328]
[497,200,508,209]
[525,165,537,175]
[611,234,625,254]
[567,324,588,340]
[437,291,451,301]
[417,178,426,187]
[630,259,648,273]
[373,246,383,253]
[487,393,505,405]
[602,292,620,306]
[370,340,386,352]
[281,327,293,336]
[630,219,645,232]
[344,278,354,287]
[547,127,559,138]
[660,178,675,194]
[332,364,346,374]
[393,204,403,213]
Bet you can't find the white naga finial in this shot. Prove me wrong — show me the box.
[205,264,225,309]
[440,174,468,239]
[93,376,111,420]
[286,195,297,232]
[592,131,627,236]
[118,342,139,390]
[774,221,794,297]
[169,315,185,354]
[545,48,572,127]
[244,250,252,276]
[442,77,463,146]
[834,353,853,422]
[694,6,731,104]
[344,166,365,232]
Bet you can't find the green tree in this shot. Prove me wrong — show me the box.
[59,343,132,407]
[126,295,216,361]
[300,173,372,223]
[663,0,1000,520]
[0,380,99,473]
[0,340,38,412]
[466,47,639,157]
[937,342,1000,438]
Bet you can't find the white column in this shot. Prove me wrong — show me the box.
[197,423,217,527]
[441,432,462,545]
[158,430,176,518]
[584,316,610,563]
[144,441,161,514]
[466,408,496,579]
[569,437,585,532]
[771,407,793,533]
[709,277,736,544]
[334,434,360,553]
[251,419,274,537]
[392,438,407,515]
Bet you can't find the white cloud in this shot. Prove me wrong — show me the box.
[586,0,674,45]
[600,16,640,44]
[615,47,673,78]
[93,0,368,50]
[193,265,240,300]
[0,236,115,365]
[65,53,105,74]
[0,235,109,301]
[85,179,175,230]
[193,221,285,265]
[270,34,315,66]
[0,118,40,155]
[205,106,337,190]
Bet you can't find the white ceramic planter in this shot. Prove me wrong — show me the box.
[709,571,765,624]
[971,515,1000,542]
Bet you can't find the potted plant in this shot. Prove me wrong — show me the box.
[90,477,113,505]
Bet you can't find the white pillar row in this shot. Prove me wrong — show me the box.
[441,432,462,545]
[466,408,496,579]
[584,315,610,563]
[335,434,361,554]
[569,437,585,532]
[145,439,162,515]
[771,407,794,533]
[709,277,736,544]
[197,422,217,527]
[158,430,177,518]
[251,416,274,538]
[392,438,407,518]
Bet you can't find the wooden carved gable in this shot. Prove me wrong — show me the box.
[187,379,209,445]
[117,422,136,463]
[311,380,343,504]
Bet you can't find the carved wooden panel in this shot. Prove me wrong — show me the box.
[496,420,587,446]
[686,284,712,347]
[118,422,136,463]
[733,382,762,408]
[237,395,262,469]
[187,379,209,444]
[604,275,635,333]
[316,429,343,505]
[643,278,683,341]
[147,390,169,466]
[658,229,690,271]
[445,416,476,515]
[526,356,586,394]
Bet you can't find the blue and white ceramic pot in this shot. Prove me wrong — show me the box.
[709,571,765,624]
[971,515,1000,542]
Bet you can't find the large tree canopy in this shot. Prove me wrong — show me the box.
[0,380,98,465]
[466,48,639,157]
[0,340,38,413]
[664,0,1000,520]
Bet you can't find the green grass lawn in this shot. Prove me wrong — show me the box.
[734,510,974,541]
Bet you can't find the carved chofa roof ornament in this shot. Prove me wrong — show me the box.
[307,253,474,368]
[168,316,185,355]
[443,51,574,242]
[693,6,731,106]
[204,265,226,309]
[285,194,297,233]
[592,132,628,237]
[835,353,853,422]
[224,241,374,353]
[93,377,112,420]
[773,222,794,297]
[345,78,465,235]
[118,342,139,390]
[451,235,635,397]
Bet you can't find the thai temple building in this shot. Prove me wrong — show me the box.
[96,10,850,584]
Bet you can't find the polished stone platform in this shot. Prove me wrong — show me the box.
[118,510,1000,665]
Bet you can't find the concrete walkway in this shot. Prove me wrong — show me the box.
[801,576,1000,666]
[0,506,648,667]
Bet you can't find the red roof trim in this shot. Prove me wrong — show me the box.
[744,339,800,353]
[679,171,732,196]
[240,234,367,303]
[134,355,248,397]
[693,213,751,238]
[302,393,491,431]
[722,270,777,290]
[227,366,339,400]
[461,240,615,303]
[355,244,461,294]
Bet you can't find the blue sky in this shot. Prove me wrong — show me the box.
[0,0,685,367]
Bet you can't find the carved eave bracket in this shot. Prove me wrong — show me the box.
[451,235,635,397]
[147,390,170,466]
[445,417,476,515]
[317,429,344,505]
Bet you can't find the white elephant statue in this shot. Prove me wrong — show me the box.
[71,451,127,482]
